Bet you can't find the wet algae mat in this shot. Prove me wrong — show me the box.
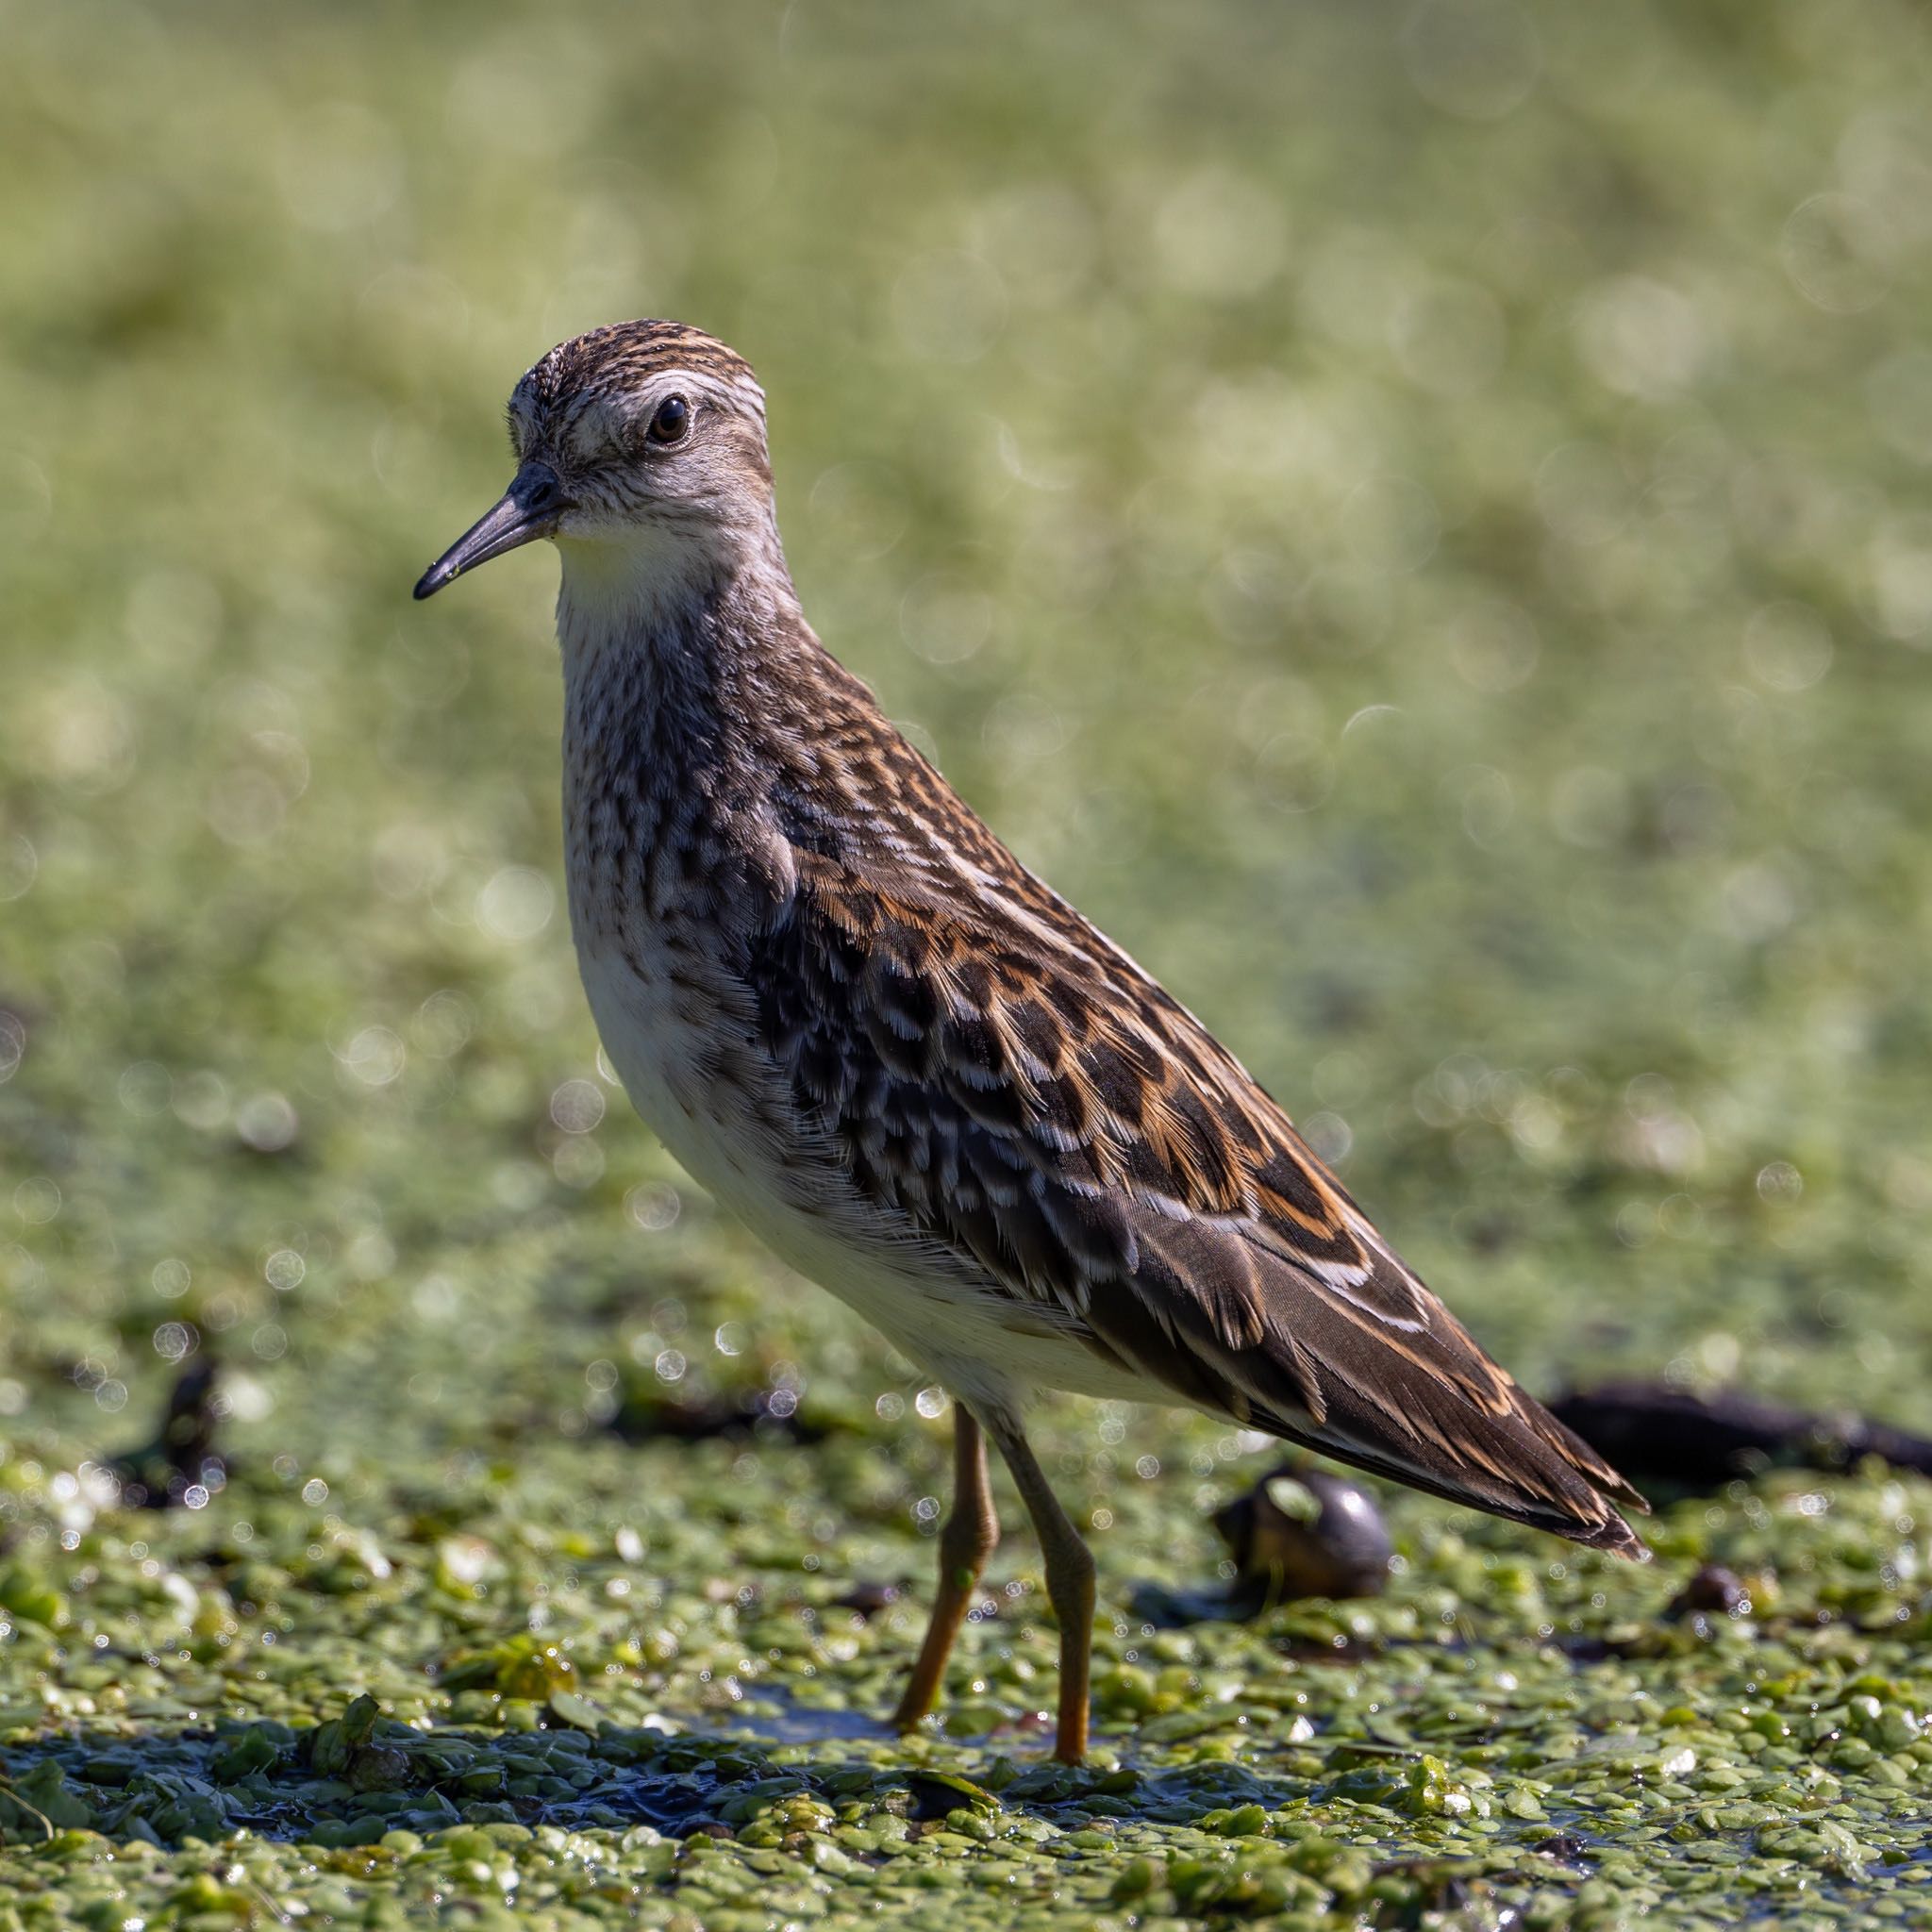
[0,1437,1929,1928]
[8,0,1932,1924]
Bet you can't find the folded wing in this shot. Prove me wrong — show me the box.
[746,842,1646,1558]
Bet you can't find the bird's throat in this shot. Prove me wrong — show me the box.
[554,527,716,659]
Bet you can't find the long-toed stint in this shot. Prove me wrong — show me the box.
[414,320,1647,1763]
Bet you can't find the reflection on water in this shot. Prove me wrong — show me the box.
[717,1694,898,1746]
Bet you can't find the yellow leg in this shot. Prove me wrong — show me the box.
[891,1406,999,1731]
[987,1413,1095,1765]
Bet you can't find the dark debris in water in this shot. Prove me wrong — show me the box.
[104,1359,229,1510]
[1666,1563,1754,1623]
[1553,1380,1932,1491]
[608,1385,837,1446]
[828,1579,903,1619]
[1212,1462,1394,1611]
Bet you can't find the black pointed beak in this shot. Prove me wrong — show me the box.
[412,462,569,600]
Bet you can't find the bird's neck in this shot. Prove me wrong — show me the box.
[553,525,924,938]
[557,523,802,736]
[554,531,828,923]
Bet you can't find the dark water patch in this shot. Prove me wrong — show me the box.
[0,1708,745,1848]
[715,1690,897,1746]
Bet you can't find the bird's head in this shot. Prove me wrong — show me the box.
[413,320,779,610]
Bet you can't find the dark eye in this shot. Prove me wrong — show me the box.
[646,395,691,446]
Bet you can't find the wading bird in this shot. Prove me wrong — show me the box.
[414,321,1647,1762]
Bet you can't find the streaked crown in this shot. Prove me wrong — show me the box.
[509,321,767,475]
[517,319,762,410]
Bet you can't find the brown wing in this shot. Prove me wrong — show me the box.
[744,826,1646,1558]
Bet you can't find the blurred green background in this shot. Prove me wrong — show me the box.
[6,1,1932,1921]
[6,0,1929,1458]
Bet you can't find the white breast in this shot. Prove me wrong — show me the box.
[571,935,1148,1414]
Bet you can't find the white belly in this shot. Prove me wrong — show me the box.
[572,939,1147,1413]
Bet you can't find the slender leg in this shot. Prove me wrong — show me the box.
[891,1406,1000,1731]
[985,1411,1096,1765]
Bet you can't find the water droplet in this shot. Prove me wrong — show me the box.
[901,579,994,665]
[236,1091,300,1153]
[625,1183,681,1232]
[118,1060,173,1116]
[552,1137,606,1189]
[0,1013,24,1087]
[1302,1111,1355,1166]
[1255,730,1336,815]
[476,865,555,941]
[13,1177,60,1225]
[1781,193,1891,315]
[173,1072,230,1133]
[337,1026,406,1088]
[550,1078,606,1134]
[263,1248,306,1292]
[412,989,476,1058]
